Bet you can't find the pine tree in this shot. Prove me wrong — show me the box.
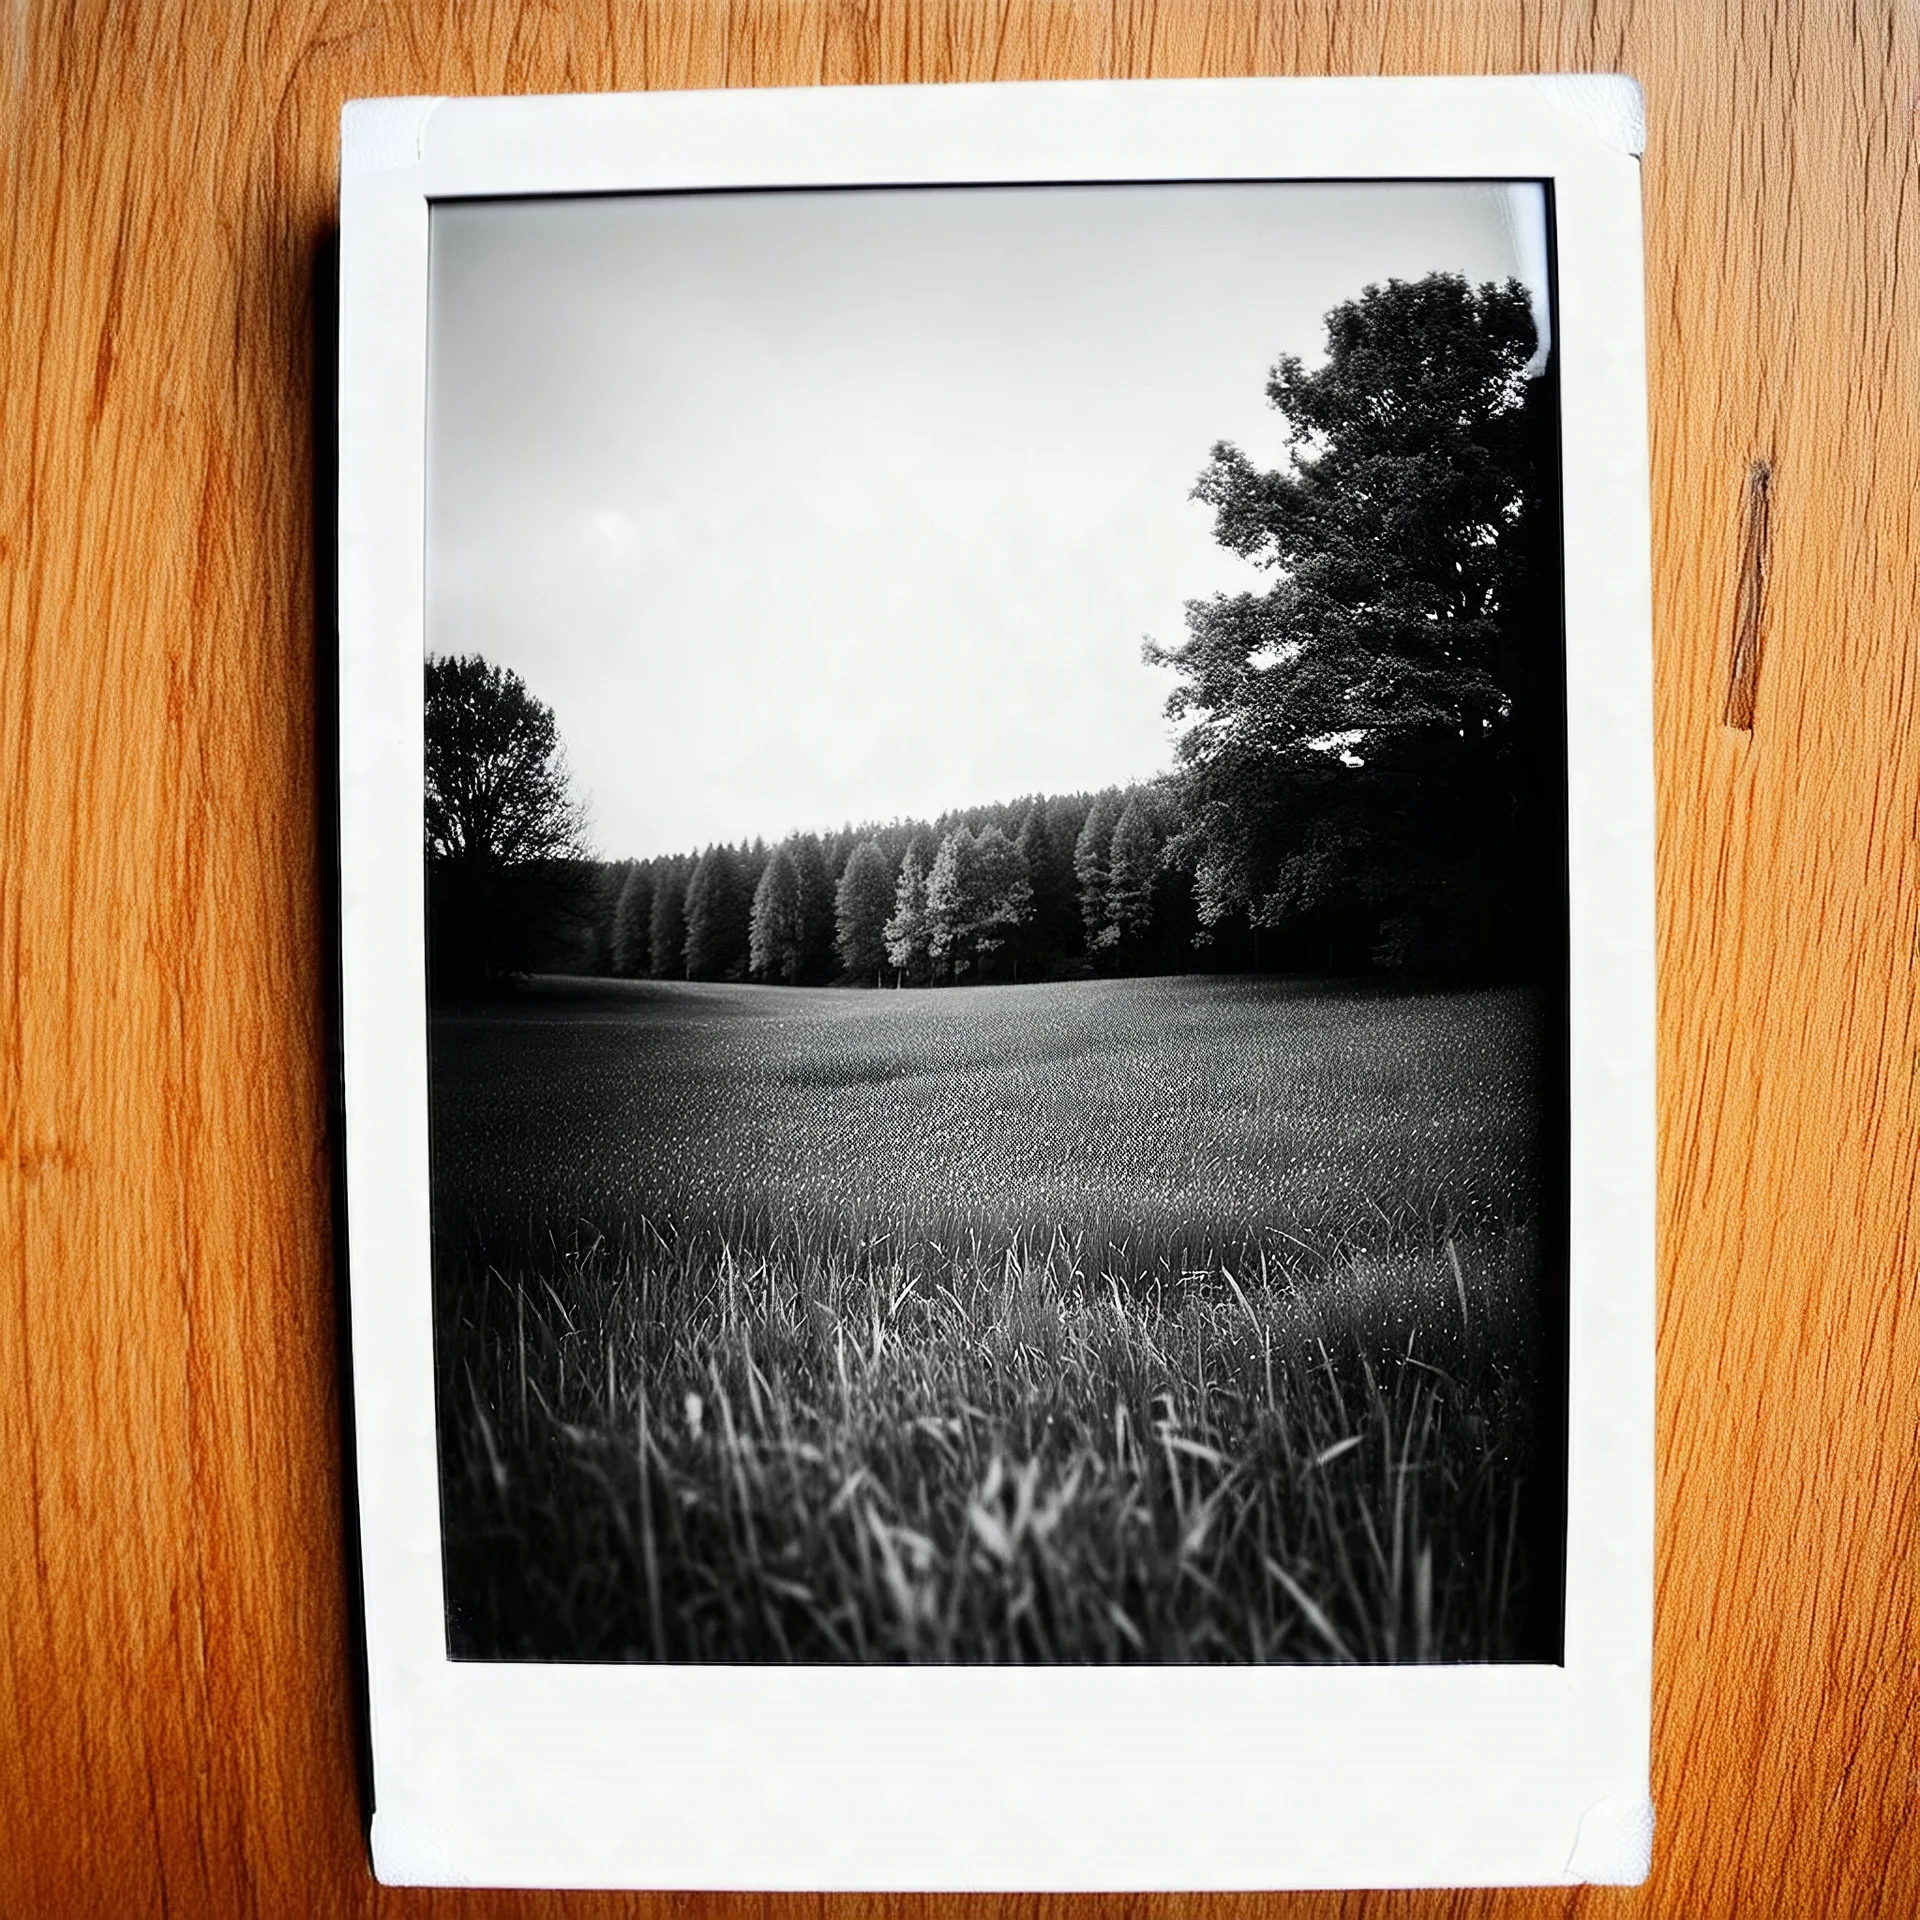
[789,832,837,983]
[1073,789,1123,954]
[648,860,688,980]
[739,837,771,907]
[748,846,807,984]
[683,845,751,980]
[572,861,623,975]
[834,840,896,984]
[1016,802,1075,969]
[1103,795,1161,957]
[611,862,653,976]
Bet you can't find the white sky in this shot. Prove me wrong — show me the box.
[427,182,1539,859]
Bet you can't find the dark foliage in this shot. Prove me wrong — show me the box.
[683,845,753,980]
[610,862,652,976]
[1149,273,1564,978]
[424,653,592,987]
[647,859,689,980]
[748,845,807,984]
[582,789,1188,990]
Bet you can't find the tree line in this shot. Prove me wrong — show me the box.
[565,782,1196,989]
[427,271,1564,993]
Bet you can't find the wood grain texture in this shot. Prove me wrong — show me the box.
[2,2,1914,1913]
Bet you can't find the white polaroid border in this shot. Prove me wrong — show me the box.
[337,75,1654,1891]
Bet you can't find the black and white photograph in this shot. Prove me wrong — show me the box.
[421,177,1570,1668]
[338,77,1654,1888]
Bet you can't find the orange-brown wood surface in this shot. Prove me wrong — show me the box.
[3,4,1915,1915]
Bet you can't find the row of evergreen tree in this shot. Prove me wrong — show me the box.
[561,785,1198,988]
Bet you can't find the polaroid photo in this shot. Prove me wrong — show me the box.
[336,74,1655,1890]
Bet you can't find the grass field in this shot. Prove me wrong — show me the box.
[429,974,1560,1664]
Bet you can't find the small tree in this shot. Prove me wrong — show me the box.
[834,840,896,984]
[1102,794,1161,957]
[965,825,1033,975]
[1073,789,1123,956]
[883,837,933,984]
[424,652,590,986]
[924,830,972,978]
[749,846,807,983]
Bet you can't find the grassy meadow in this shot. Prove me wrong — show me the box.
[429,975,1561,1664]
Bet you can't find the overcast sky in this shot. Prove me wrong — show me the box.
[427,182,1543,860]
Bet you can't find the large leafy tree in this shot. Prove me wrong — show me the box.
[425,653,587,869]
[1150,273,1560,975]
[423,652,590,986]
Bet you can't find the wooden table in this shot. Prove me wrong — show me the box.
[3,5,1915,1914]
